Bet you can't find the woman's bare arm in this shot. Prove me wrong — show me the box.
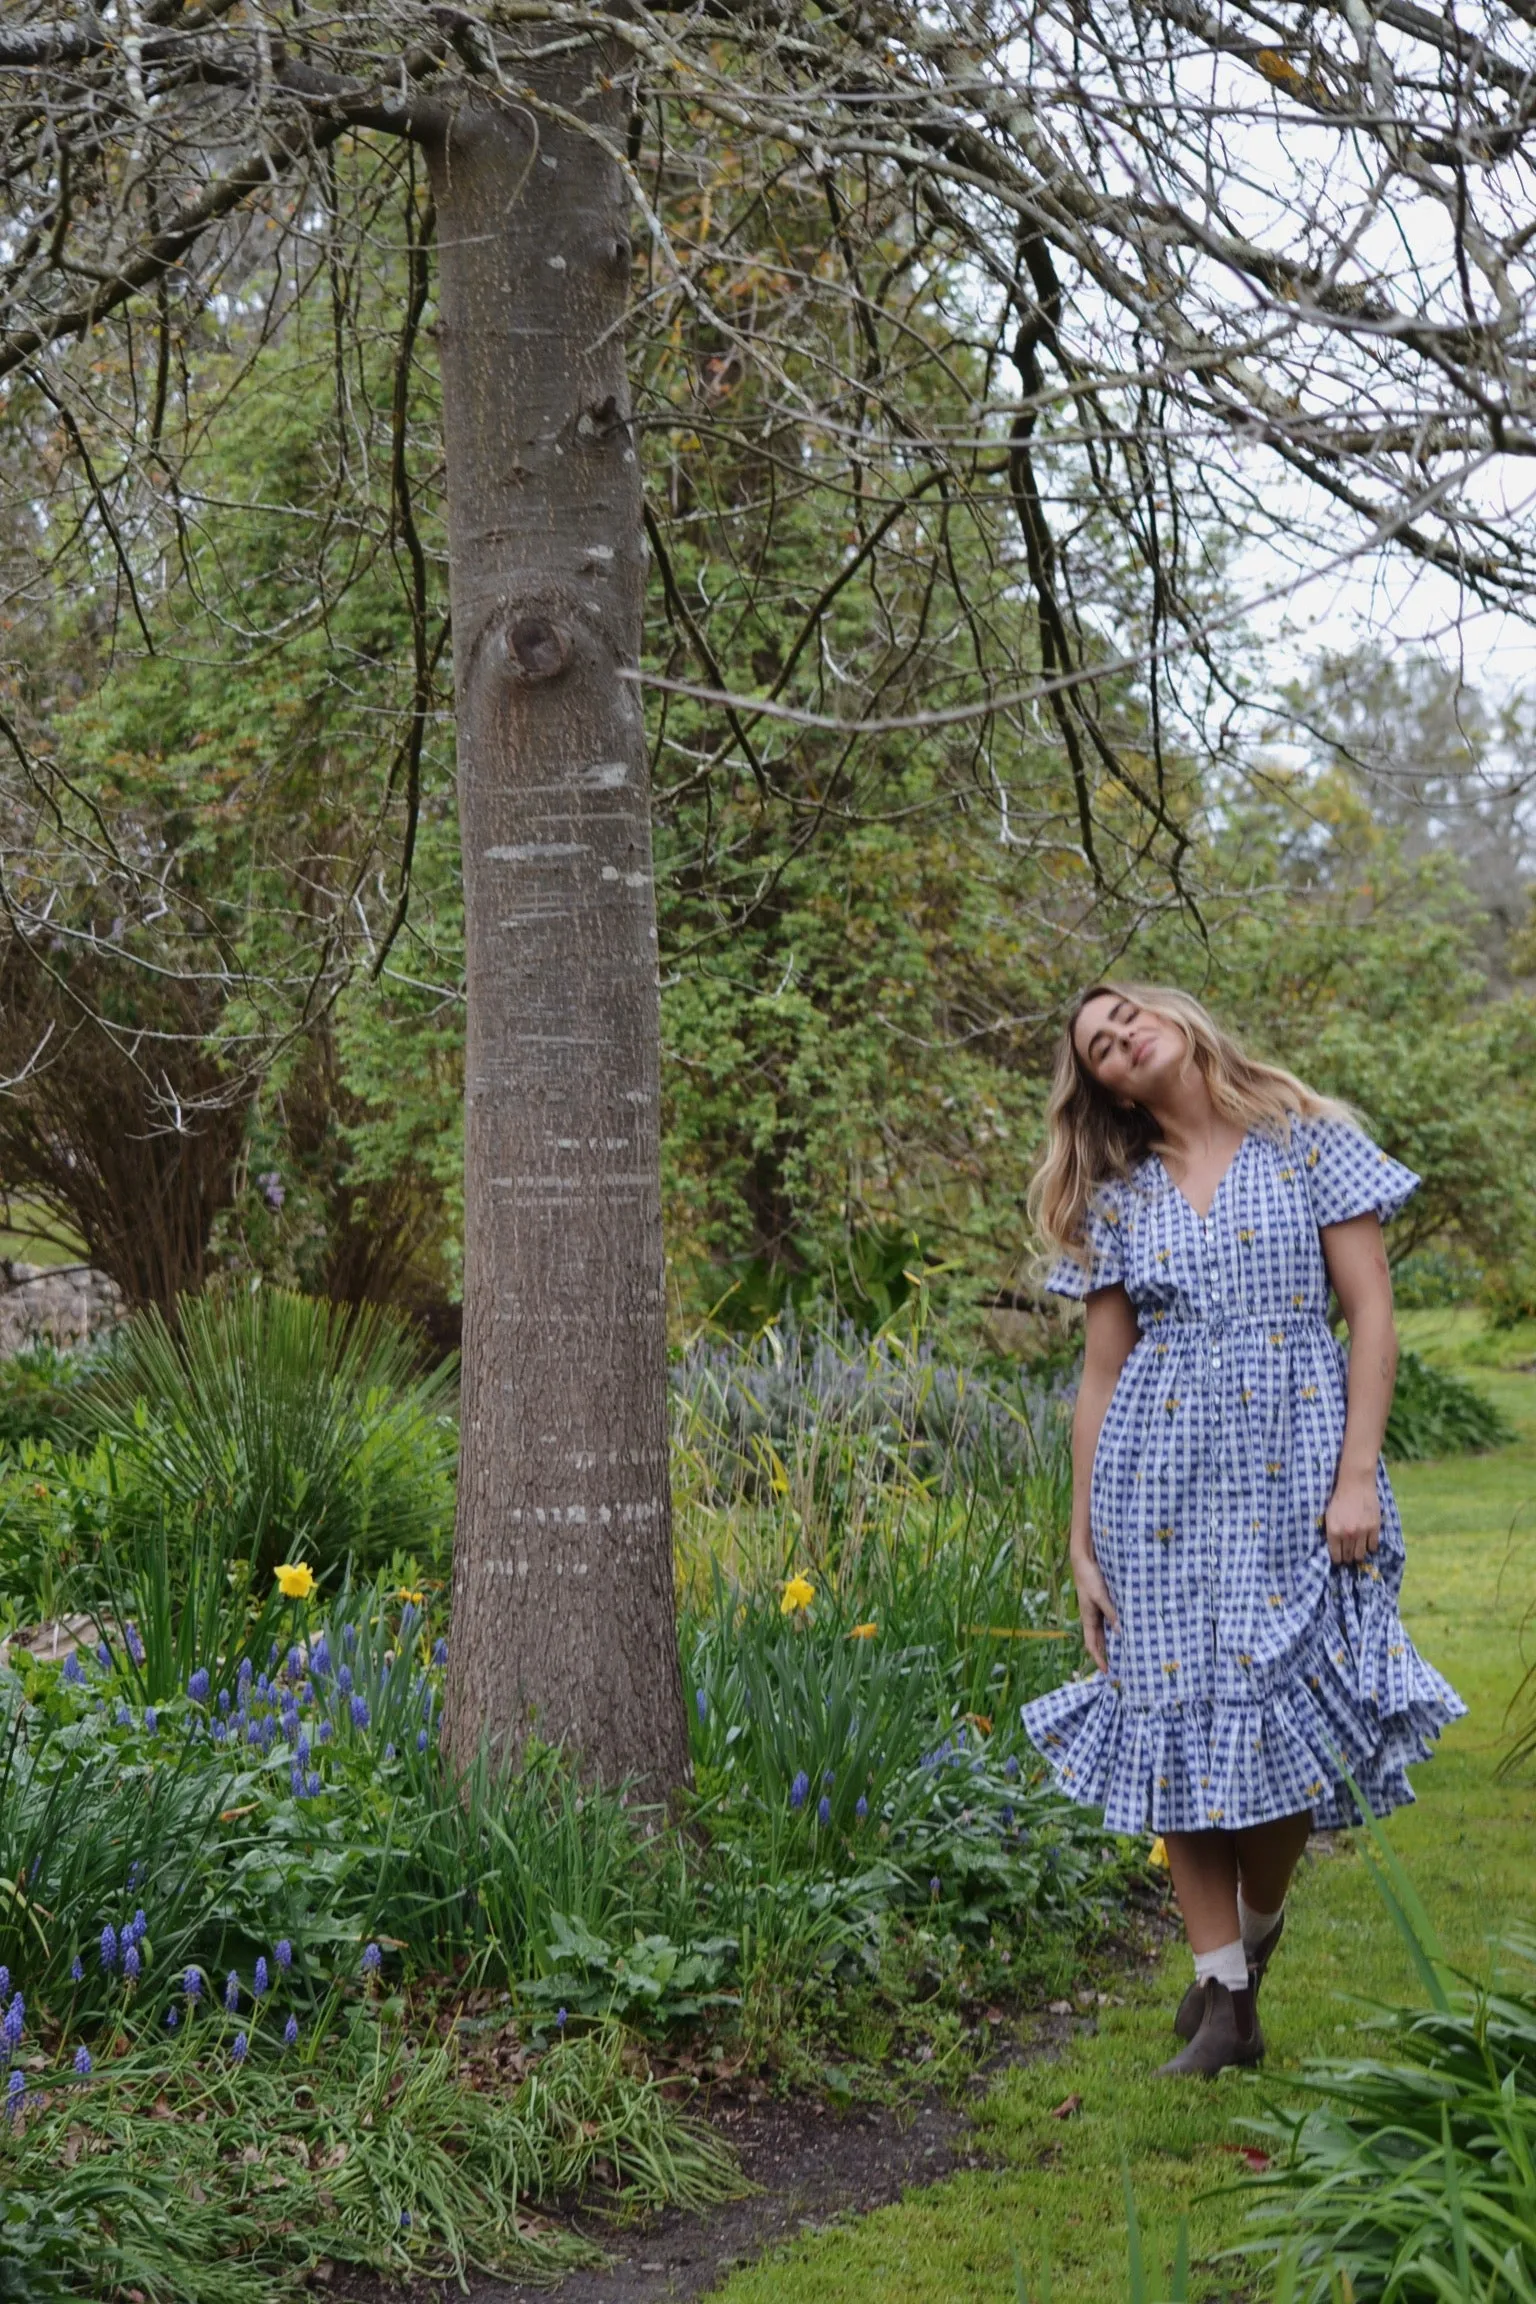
[1320,1211,1397,1566]
[1069,1284,1139,1669]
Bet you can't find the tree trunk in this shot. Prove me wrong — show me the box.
[426,57,689,1795]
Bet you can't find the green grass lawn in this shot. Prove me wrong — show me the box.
[704,1319,1536,2304]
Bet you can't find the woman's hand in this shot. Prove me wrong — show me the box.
[1071,1544,1119,1673]
[1324,1470,1381,1566]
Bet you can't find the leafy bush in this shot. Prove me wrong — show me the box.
[1236,1821,1536,2301]
[1383,1349,1513,1462]
[0,2018,740,2299]
[0,1343,110,1457]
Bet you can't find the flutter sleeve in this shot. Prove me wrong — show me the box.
[1293,1115,1420,1228]
[1044,1185,1127,1299]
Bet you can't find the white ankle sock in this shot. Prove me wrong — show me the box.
[1237,1893,1283,1952]
[1193,1939,1249,1993]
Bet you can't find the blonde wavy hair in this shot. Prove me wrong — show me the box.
[1029,981,1355,1264]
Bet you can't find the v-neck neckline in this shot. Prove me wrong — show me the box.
[1153,1131,1248,1225]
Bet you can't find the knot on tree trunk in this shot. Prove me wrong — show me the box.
[507,615,571,683]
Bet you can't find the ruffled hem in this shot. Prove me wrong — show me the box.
[1019,1604,1465,1836]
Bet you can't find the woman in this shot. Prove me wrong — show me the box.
[1021,983,1464,2077]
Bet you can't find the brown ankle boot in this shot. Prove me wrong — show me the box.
[1172,1911,1284,2041]
[1156,1979,1265,2077]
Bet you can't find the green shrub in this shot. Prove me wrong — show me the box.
[92,1289,458,1582]
[1384,1348,1512,1462]
[0,1342,110,1457]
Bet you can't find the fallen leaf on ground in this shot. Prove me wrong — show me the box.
[1048,2093,1082,2119]
[1216,2144,1272,2169]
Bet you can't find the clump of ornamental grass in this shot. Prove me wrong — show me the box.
[1229,1805,1536,2302]
[0,2011,742,2300]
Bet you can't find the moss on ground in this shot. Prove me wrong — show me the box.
[703,1319,1536,2304]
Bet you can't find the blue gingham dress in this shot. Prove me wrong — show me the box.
[1020,1117,1466,1835]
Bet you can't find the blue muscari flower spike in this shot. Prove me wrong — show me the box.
[255,1673,270,1699]
[350,1695,370,1730]
[285,1715,301,1748]
[384,1742,395,1761]
[218,1689,231,1714]
[62,1651,85,1687]
[283,2015,299,2048]
[183,1966,202,2002]
[246,1720,262,1747]
[343,1624,357,1653]
[789,1771,809,1810]
[290,1766,304,1798]
[274,1940,292,1971]
[254,1957,269,1997]
[855,1795,868,1821]
[337,1664,353,1697]
[0,1967,8,2001]
[297,1734,311,1766]
[96,1641,111,1670]
[287,1647,302,1679]
[100,1924,117,1971]
[421,1684,434,1719]
[930,1875,941,1898]
[432,1638,447,1667]
[123,1944,141,1983]
[361,1942,382,1975]
[6,2070,23,2115]
[4,1993,25,2048]
[224,1972,240,2012]
[817,1795,831,1827]
[70,1957,84,1984]
[231,2031,248,2065]
[125,1622,145,1666]
[73,2045,92,2076]
[417,1729,429,1752]
[695,1688,708,1722]
[145,1707,158,1733]
[238,1656,253,1687]
[317,1719,333,1744]
[1004,1754,1020,1780]
[212,1721,227,1744]
[310,1637,330,1678]
[306,1772,322,1803]
[555,2007,567,2030]
[131,1909,146,1940]
[165,2004,179,2029]
[1001,1804,1015,1829]
[268,1642,279,1670]
[187,1667,210,1704]
[114,1703,132,1728]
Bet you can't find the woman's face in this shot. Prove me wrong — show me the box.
[1071,992,1187,1105]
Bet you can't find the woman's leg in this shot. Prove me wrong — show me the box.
[1161,1829,1240,1952]
[1233,1810,1312,1909]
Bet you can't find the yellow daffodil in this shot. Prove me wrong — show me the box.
[849,1621,878,1640]
[1148,1835,1170,1871]
[397,1587,425,1607]
[779,1571,816,1616]
[273,1562,316,1600]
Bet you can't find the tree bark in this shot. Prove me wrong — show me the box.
[426,57,688,1795]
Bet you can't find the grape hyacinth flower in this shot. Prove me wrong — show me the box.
[306,1770,322,1798]
[165,2004,179,2030]
[269,1642,279,1670]
[287,1647,303,1680]
[100,1924,117,1971]
[96,1641,111,1670]
[224,1972,240,2012]
[187,1667,210,1705]
[384,1742,395,1761]
[238,1656,254,1689]
[284,1715,301,1749]
[3,1994,24,2049]
[1003,1754,1020,1780]
[0,1968,7,2000]
[361,1943,382,1975]
[556,2007,568,2031]
[212,1721,227,1744]
[255,1673,270,1700]
[218,1688,231,1714]
[432,1638,447,1667]
[290,1766,304,1799]
[70,1957,84,1984]
[817,1795,832,1827]
[789,1771,809,1810]
[855,1795,868,1822]
[343,1624,357,1653]
[231,2031,248,2065]
[184,1966,202,2002]
[337,1665,353,1697]
[123,1944,141,1983]
[283,2015,299,2048]
[73,2045,92,2076]
[317,1720,334,1745]
[145,1708,158,1734]
[253,1957,269,1998]
[417,1729,429,1753]
[310,1636,331,1678]
[246,1720,262,1747]
[6,2070,23,2117]
[350,1695,370,1731]
[930,1876,941,1898]
[126,1622,146,1667]
[62,1651,85,1687]
[115,1704,132,1728]
[695,1688,708,1722]
[297,1734,311,1766]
